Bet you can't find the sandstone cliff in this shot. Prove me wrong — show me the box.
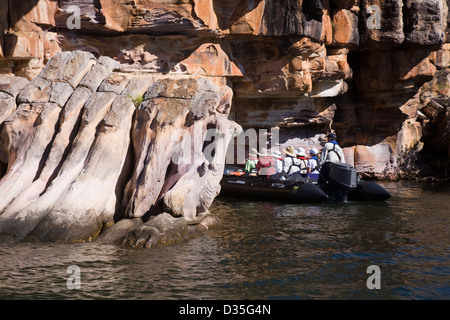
[0,50,240,244]
[2,0,447,179]
[0,0,449,243]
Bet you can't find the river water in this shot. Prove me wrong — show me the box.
[0,181,448,300]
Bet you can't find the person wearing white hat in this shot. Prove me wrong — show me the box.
[257,147,270,157]
[307,148,320,173]
[295,147,309,173]
[295,147,306,157]
[271,150,283,174]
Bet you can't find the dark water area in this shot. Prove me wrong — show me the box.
[0,181,449,300]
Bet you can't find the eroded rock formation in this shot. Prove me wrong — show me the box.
[0,50,241,244]
[0,0,449,243]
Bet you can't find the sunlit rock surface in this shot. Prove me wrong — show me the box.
[0,51,241,243]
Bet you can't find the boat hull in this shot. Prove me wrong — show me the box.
[220,175,329,203]
[348,180,391,201]
[220,173,391,203]
[220,165,390,203]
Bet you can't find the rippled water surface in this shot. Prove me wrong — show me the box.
[0,181,449,300]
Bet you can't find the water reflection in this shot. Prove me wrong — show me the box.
[0,181,448,299]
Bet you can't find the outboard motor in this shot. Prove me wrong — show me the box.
[324,163,358,201]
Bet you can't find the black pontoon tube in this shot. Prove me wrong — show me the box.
[348,180,391,201]
[293,182,329,203]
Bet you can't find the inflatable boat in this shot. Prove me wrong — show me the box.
[220,163,391,203]
[219,174,330,203]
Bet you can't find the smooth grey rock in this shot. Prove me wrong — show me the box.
[79,56,121,92]
[95,218,144,244]
[0,75,29,98]
[0,95,16,124]
[39,50,96,88]
[0,92,115,239]
[49,81,74,107]
[0,51,239,244]
[23,94,133,242]
[121,75,154,99]
[0,102,61,214]
[0,87,92,216]
[122,225,161,248]
[0,103,43,168]
[98,72,130,94]
[17,77,52,104]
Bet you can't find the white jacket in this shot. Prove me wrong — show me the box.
[319,142,345,165]
[275,158,283,173]
[282,156,304,175]
[307,158,319,173]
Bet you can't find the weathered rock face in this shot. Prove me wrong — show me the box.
[0,51,241,243]
[0,1,449,242]
[123,76,239,222]
[333,0,449,179]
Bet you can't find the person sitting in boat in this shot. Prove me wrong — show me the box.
[245,148,259,176]
[307,148,320,174]
[272,150,283,174]
[256,148,276,177]
[295,147,309,173]
[281,146,302,179]
[318,133,345,185]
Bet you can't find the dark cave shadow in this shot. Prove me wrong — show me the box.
[332,47,435,148]
[1,0,42,60]
[2,0,41,31]
[212,0,263,31]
